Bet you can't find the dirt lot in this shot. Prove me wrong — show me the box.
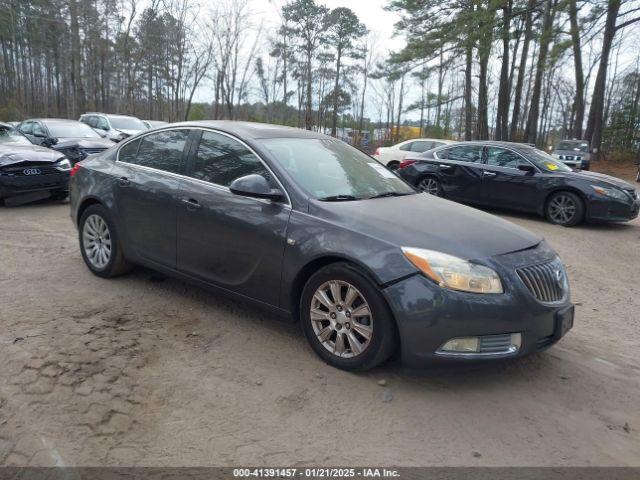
[1,184,639,466]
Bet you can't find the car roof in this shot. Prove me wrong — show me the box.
[0,121,12,128]
[169,121,331,140]
[439,140,536,151]
[24,118,84,124]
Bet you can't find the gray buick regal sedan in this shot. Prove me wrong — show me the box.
[69,121,574,371]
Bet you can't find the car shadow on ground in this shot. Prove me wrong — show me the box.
[122,265,565,394]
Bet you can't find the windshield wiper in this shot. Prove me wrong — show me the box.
[367,191,413,199]
[318,194,360,202]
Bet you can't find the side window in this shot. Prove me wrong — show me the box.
[20,122,33,135]
[191,131,272,187]
[86,116,98,128]
[134,129,189,173]
[399,142,413,151]
[486,147,526,169]
[442,145,483,163]
[432,141,445,149]
[97,117,109,130]
[118,138,141,164]
[33,122,46,136]
[410,141,432,152]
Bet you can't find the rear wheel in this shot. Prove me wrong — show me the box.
[545,191,584,227]
[387,161,400,170]
[417,176,442,196]
[79,204,132,277]
[300,263,397,371]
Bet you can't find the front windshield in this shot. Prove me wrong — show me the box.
[46,121,101,138]
[0,126,32,145]
[525,148,573,173]
[556,141,589,152]
[261,138,415,200]
[109,116,146,130]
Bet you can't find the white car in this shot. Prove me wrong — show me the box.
[373,138,456,169]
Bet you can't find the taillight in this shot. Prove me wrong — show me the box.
[374,148,380,156]
[70,163,82,177]
[399,159,417,170]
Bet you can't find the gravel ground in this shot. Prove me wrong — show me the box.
[0,195,639,467]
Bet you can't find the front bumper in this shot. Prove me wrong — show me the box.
[0,171,70,198]
[587,197,640,222]
[382,243,573,367]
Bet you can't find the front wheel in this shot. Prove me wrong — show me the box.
[545,191,584,227]
[79,204,132,277]
[300,263,398,371]
[417,176,442,196]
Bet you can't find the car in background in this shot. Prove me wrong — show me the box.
[552,140,591,170]
[398,141,639,227]
[373,138,455,169]
[79,113,147,142]
[17,119,115,164]
[143,120,169,129]
[0,122,71,202]
[71,121,574,371]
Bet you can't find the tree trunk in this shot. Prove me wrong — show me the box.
[524,0,556,145]
[510,0,535,140]
[495,0,512,140]
[568,0,585,139]
[584,0,621,158]
[331,45,342,137]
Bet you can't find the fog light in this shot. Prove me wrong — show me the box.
[440,337,480,353]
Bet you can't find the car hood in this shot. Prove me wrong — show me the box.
[311,193,542,261]
[557,170,635,190]
[55,138,114,148]
[0,144,64,166]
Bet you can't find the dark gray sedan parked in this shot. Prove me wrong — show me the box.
[69,122,574,370]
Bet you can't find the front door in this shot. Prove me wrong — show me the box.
[176,129,290,307]
[481,146,541,212]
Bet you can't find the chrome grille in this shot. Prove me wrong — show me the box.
[1,165,59,176]
[517,258,567,303]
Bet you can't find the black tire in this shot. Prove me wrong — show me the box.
[416,175,442,196]
[387,161,400,170]
[79,204,133,278]
[545,191,584,227]
[300,263,398,371]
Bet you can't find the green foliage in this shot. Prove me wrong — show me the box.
[187,103,208,121]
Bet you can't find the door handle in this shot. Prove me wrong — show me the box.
[438,164,452,169]
[117,176,130,186]
[483,171,497,177]
[181,198,201,210]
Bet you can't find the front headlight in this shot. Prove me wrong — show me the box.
[401,247,503,294]
[591,185,628,201]
[55,158,72,170]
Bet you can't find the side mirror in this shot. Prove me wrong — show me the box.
[518,164,535,174]
[229,174,283,201]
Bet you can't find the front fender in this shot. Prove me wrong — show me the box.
[279,210,418,311]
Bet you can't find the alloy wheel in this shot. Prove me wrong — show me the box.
[310,280,373,358]
[82,214,112,269]
[548,194,577,224]
[418,177,440,195]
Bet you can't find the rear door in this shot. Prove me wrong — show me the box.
[112,128,192,267]
[433,144,486,202]
[176,129,291,306]
[481,146,540,212]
